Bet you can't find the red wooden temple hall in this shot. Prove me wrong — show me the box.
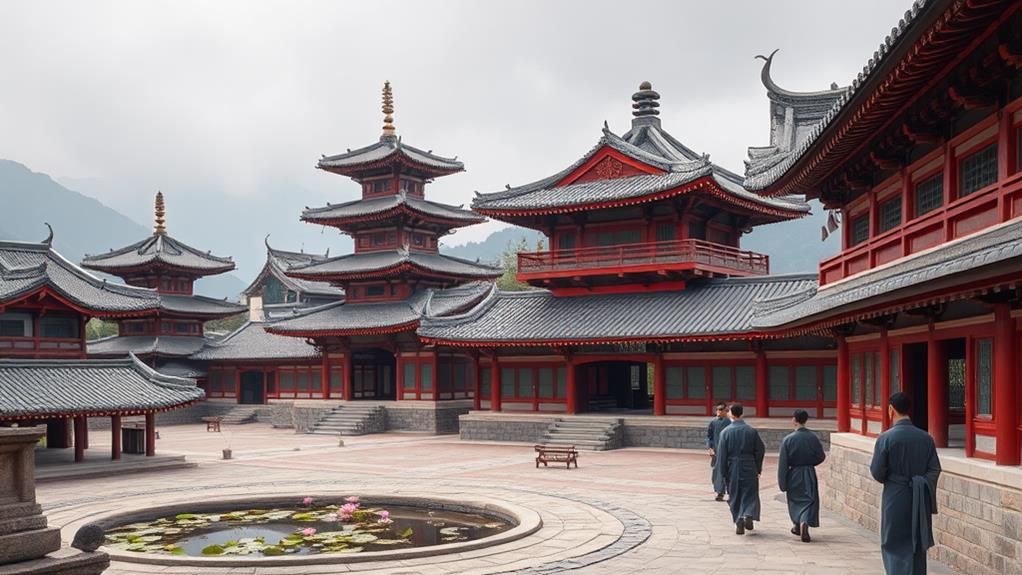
[83,191,246,379]
[419,81,841,417]
[0,230,203,461]
[747,0,1022,465]
[264,82,501,404]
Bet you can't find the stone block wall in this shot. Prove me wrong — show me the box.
[826,433,1022,575]
[291,405,334,433]
[621,421,828,451]
[386,403,471,434]
[458,415,553,443]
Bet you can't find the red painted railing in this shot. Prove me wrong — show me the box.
[0,336,83,357]
[517,238,769,277]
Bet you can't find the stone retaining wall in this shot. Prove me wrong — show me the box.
[386,403,471,434]
[826,433,1022,575]
[621,421,829,450]
[459,415,555,443]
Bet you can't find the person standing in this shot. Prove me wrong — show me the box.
[705,402,731,501]
[869,392,942,575]
[778,408,826,542]
[716,403,765,535]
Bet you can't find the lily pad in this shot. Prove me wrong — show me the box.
[201,544,225,556]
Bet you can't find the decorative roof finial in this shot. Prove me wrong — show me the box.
[631,81,661,127]
[154,191,167,235]
[42,222,54,245]
[381,81,396,139]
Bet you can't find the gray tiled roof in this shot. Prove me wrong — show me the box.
[473,125,807,216]
[418,275,818,344]
[160,293,246,317]
[302,193,484,225]
[241,245,345,299]
[743,0,935,190]
[288,249,501,280]
[154,360,208,378]
[752,218,1022,329]
[0,240,159,315]
[191,320,320,361]
[88,335,210,358]
[82,233,235,275]
[0,355,203,419]
[318,136,463,175]
[268,282,492,336]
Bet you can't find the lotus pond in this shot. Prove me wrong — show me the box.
[104,496,512,557]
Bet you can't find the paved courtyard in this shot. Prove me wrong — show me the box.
[36,423,958,574]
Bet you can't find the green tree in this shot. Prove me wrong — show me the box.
[204,313,247,337]
[85,318,118,341]
[497,236,545,291]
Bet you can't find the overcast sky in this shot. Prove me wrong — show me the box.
[0,0,916,278]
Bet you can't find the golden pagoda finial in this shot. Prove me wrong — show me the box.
[381,81,396,138]
[154,191,167,235]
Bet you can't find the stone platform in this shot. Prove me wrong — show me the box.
[460,412,835,450]
[35,451,195,482]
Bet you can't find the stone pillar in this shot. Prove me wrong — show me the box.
[652,353,665,416]
[754,348,768,418]
[565,356,577,415]
[491,356,502,412]
[994,303,1019,465]
[144,413,156,457]
[72,417,85,463]
[879,328,891,431]
[110,415,122,460]
[927,330,948,448]
[837,336,850,433]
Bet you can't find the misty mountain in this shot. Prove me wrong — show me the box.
[0,160,246,300]
[441,226,544,264]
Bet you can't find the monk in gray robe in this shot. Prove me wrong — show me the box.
[870,392,941,575]
[705,402,731,501]
[716,402,765,535]
[778,409,826,542]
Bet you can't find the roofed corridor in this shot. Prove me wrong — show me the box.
[38,423,957,574]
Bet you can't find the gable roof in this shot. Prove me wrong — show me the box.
[241,242,345,300]
[318,135,464,178]
[286,249,501,282]
[191,320,321,361]
[0,239,159,316]
[301,193,484,228]
[82,232,235,276]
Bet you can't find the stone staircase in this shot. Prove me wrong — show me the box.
[220,406,263,425]
[307,404,385,436]
[539,417,623,451]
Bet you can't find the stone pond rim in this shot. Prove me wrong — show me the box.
[84,493,543,567]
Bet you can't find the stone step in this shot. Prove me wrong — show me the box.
[541,439,609,451]
[544,432,612,442]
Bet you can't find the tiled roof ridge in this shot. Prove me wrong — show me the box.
[420,282,504,325]
[0,354,197,388]
[82,233,234,266]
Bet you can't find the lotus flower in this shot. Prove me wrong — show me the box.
[345,496,360,505]
[341,503,358,514]
[379,510,390,520]
[339,512,353,522]
[301,527,317,536]
[324,513,338,522]
[302,497,314,506]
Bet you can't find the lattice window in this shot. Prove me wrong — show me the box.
[665,367,684,399]
[850,215,869,246]
[735,366,755,401]
[890,348,901,393]
[686,367,706,399]
[947,358,966,410]
[795,366,818,401]
[655,222,675,242]
[914,174,943,217]
[769,366,789,400]
[976,339,993,416]
[823,365,837,402]
[959,144,998,197]
[851,354,862,405]
[712,367,731,400]
[878,197,901,233]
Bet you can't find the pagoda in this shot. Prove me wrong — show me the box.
[267,82,498,406]
[83,192,246,375]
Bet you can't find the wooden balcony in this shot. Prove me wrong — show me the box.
[517,238,769,284]
[0,336,84,358]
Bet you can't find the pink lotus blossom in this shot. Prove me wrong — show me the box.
[323,513,338,522]
[301,528,317,536]
[340,503,358,514]
[302,497,314,506]
[379,510,390,520]
[344,496,360,505]
[339,512,353,522]
[378,518,393,525]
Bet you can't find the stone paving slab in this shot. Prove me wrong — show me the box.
[34,423,959,574]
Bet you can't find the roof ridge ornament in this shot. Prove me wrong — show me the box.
[631,81,661,128]
[154,191,167,235]
[42,222,54,245]
[381,81,396,139]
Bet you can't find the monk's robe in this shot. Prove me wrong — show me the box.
[869,419,942,575]
[716,419,765,523]
[777,427,826,528]
[705,415,731,494]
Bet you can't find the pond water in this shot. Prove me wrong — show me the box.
[105,501,512,557]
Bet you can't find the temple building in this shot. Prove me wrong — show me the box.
[249,82,499,428]
[83,192,246,378]
[0,232,202,461]
[743,1,1022,572]
[419,82,837,420]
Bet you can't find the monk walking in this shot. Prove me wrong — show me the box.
[705,402,731,501]
[716,403,764,535]
[869,392,942,575]
[778,409,826,542]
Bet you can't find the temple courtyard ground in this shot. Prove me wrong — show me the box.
[35,423,958,574]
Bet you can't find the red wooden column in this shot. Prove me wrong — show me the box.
[73,416,85,463]
[491,355,502,412]
[144,413,156,457]
[110,414,122,460]
[754,348,768,418]
[927,327,948,448]
[653,353,665,416]
[994,303,1019,465]
[565,355,577,414]
[836,336,850,433]
[880,328,891,431]
[471,352,481,411]
[343,354,354,401]
[321,355,330,399]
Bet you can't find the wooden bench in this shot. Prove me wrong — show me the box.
[202,416,222,432]
[535,444,578,469]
